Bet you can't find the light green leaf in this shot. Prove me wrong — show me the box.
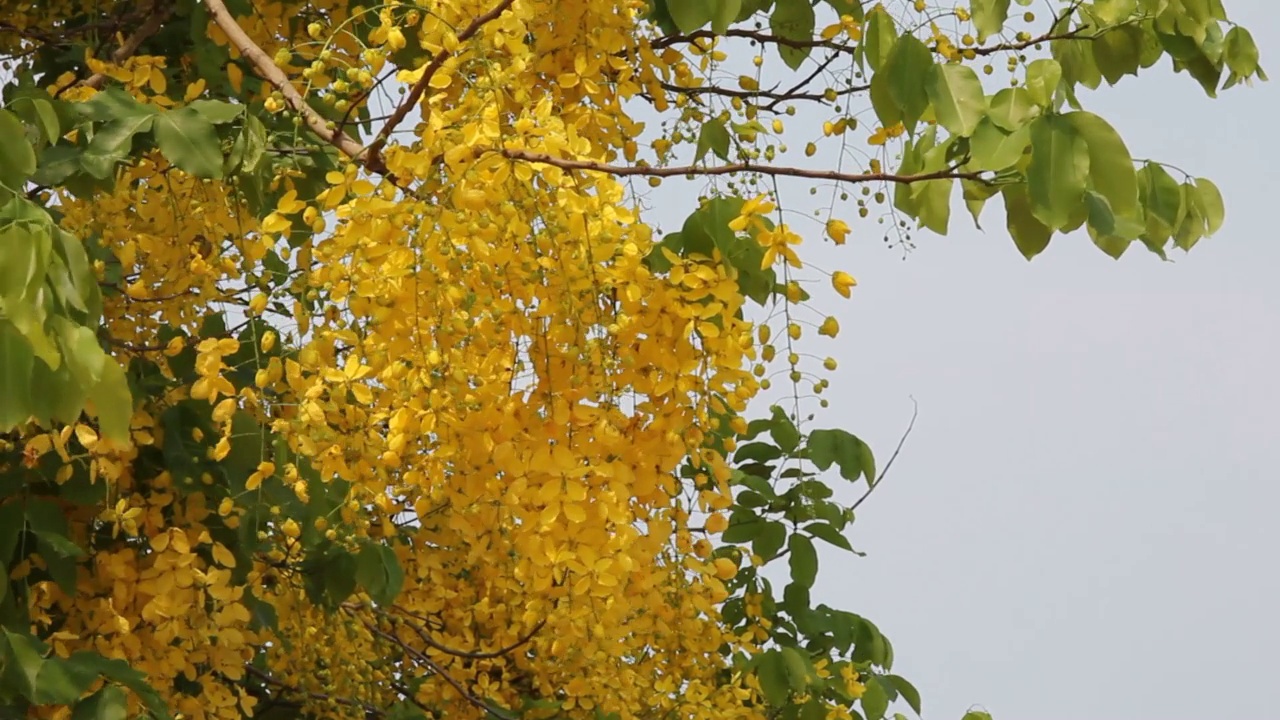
[1093,0,1137,24]
[1092,25,1143,84]
[54,317,106,389]
[1223,26,1260,77]
[1138,161,1182,242]
[712,0,743,33]
[0,110,37,187]
[153,107,224,179]
[1027,114,1088,230]
[668,0,714,31]
[771,0,816,69]
[87,358,133,443]
[1194,177,1224,235]
[962,178,1000,228]
[987,87,1038,131]
[969,118,1030,170]
[885,34,933,131]
[863,5,897,71]
[824,0,864,21]
[74,87,158,122]
[971,0,1011,41]
[916,178,952,234]
[188,99,244,124]
[696,119,732,163]
[1003,184,1052,260]
[0,321,35,430]
[1023,59,1062,108]
[1066,111,1138,218]
[926,64,986,137]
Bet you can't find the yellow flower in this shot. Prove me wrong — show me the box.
[819,316,840,337]
[831,270,857,298]
[826,218,851,245]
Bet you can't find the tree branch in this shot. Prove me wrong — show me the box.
[850,397,918,513]
[203,0,387,174]
[500,149,987,186]
[365,0,517,161]
[80,1,172,89]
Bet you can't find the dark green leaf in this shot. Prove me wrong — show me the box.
[668,0,715,31]
[696,119,731,163]
[804,522,853,551]
[788,533,818,588]
[860,676,889,720]
[884,34,933,131]
[885,675,921,716]
[0,111,37,187]
[1003,183,1052,260]
[755,651,791,706]
[807,428,875,485]
[153,107,224,179]
[71,685,128,720]
[753,520,787,560]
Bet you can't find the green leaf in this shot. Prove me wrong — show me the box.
[771,0,816,69]
[807,428,875,485]
[669,0,714,31]
[987,87,1038,131]
[753,520,787,559]
[1003,183,1052,260]
[1138,161,1182,243]
[804,522,853,552]
[81,114,156,178]
[863,6,897,72]
[884,35,933,131]
[969,118,1030,170]
[1,629,45,698]
[1093,0,1137,24]
[355,542,405,605]
[1223,26,1260,77]
[153,107,224,179]
[926,64,986,137]
[1092,25,1143,85]
[885,675,922,716]
[780,647,811,691]
[0,111,37,188]
[1194,177,1224,235]
[755,651,791,706]
[1066,111,1138,218]
[961,713,992,720]
[696,119,732,163]
[971,0,1011,41]
[71,685,128,720]
[1023,59,1062,108]
[0,321,36,431]
[768,406,800,453]
[74,87,157,122]
[712,0,743,33]
[87,359,133,443]
[860,676,889,720]
[824,0,864,21]
[34,655,99,704]
[1027,114,1088,230]
[788,533,818,588]
[188,99,244,124]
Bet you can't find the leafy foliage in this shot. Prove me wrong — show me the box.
[0,0,1261,719]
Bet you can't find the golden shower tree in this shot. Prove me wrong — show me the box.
[0,0,1262,718]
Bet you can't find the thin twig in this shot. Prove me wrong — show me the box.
[850,397,918,513]
[80,2,172,90]
[365,0,517,162]
[501,149,987,186]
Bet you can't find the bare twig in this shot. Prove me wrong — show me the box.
[243,663,384,717]
[500,149,987,186]
[850,397,918,513]
[385,605,547,660]
[80,2,172,90]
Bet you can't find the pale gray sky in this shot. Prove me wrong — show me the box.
[643,1,1277,718]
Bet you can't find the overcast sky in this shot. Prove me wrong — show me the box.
[710,2,1279,719]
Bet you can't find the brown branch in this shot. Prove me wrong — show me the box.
[365,0,517,161]
[652,79,866,105]
[650,28,855,55]
[500,149,987,185]
[203,0,387,174]
[243,663,384,717]
[81,3,172,90]
[385,605,547,660]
